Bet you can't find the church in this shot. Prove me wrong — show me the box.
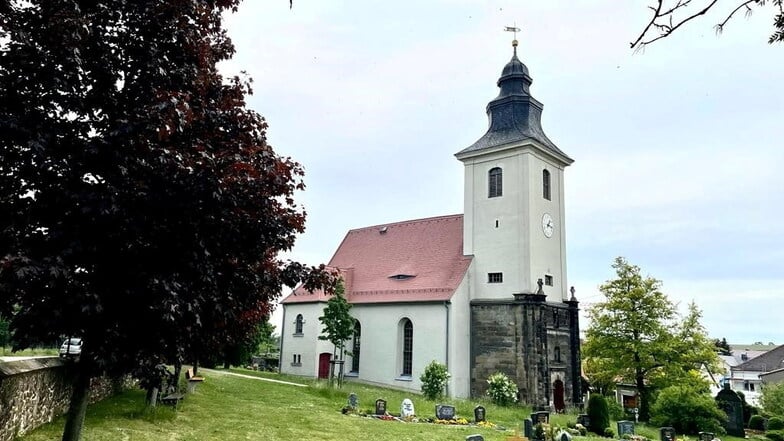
[279,38,582,410]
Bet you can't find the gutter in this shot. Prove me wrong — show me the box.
[445,301,450,397]
[278,305,286,374]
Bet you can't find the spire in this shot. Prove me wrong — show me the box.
[456,35,572,164]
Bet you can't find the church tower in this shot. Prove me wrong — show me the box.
[461,37,581,409]
[455,38,573,302]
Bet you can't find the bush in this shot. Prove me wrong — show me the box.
[767,430,784,441]
[750,415,766,430]
[604,427,615,438]
[486,372,518,406]
[769,417,784,431]
[420,360,450,400]
[607,399,625,421]
[650,385,727,434]
[587,394,610,434]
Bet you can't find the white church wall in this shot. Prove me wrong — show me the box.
[526,151,568,301]
[280,302,333,377]
[349,303,448,395]
[448,275,472,398]
[462,147,530,300]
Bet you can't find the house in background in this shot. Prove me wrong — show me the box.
[709,344,783,406]
[278,38,583,408]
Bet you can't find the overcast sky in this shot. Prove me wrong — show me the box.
[220,1,783,345]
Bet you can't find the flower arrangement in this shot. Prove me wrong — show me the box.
[477,420,497,429]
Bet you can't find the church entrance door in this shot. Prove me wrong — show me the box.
[553,379,565,412]
[318,353,331,379]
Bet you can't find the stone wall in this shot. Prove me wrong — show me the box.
[470,294,581,409]
[0,357,126,441]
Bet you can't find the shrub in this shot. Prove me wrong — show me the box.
[486,372,518,406]
[607,399,625,421]
[604,427,615,438]
[587,394,610,434]
[420,360,450,400]
[750,415,766,430]
[767,430,784,441]
[769,417,784,431]
[650,385,727,434]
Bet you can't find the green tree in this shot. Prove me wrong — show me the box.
[318,280,353,386]
[651,384,727,434]
[714,337,732,356]
[583,257,719,421]
[761,382,784,416]
[631,0,783,49]
[586,393,610,434]
[0,2,336,439]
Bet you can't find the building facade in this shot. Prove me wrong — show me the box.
[279,39,582,409]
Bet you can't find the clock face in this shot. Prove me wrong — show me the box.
[542,213,554,238]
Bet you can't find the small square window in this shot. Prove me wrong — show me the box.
[544,275,553,286]
[488,273,503,283]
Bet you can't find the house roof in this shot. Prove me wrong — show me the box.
[280,214,472,305]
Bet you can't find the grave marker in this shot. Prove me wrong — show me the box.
[474,405,486,423]
[436,404,456,420]
[660,427,676,441]
[523,418,534,439]
[699,432,715,441]
[466,435,485,441]
[347,392,358,410]
[400,398,415,418]
[617,420,635,437]
[374,398,387,415]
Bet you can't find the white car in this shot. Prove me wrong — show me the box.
[59,338,82,358]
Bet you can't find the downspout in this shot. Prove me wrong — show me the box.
[445,301,450,397]
[278,305,287,374]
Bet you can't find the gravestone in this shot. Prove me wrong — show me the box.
[466,435,485,441]
[699,432,715,441]
[617,420,635,437]
[374,398,387,415]
[474,405,486,423]
[660,427,676,441]
[400,398,415,418]
[577,414,591,429]
[558,431,573,441]
[523,418,534,439]
[716,384,744,437]
[347,392,358,410]
[531,411,549,424]
[435,404,456,420]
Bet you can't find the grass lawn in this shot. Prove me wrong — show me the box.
[19,368,751,441]
[0,346,58,357]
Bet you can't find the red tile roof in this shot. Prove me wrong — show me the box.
[281,214,471,304]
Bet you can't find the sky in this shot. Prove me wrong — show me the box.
[219,1,784,344]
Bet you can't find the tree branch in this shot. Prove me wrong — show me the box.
[631,0,720,49]
[715,0,758,34]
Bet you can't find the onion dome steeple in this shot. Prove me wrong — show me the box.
[456,39,572,164]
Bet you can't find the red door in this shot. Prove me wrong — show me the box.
[318,353,331,379]
[554,379,565,412]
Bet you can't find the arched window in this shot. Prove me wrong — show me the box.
[542,169,551,200]
[554,346,561,362]
[294,314,304,335]
[351,321,361,373]
[488,167,503,198]
[401,318,413,376]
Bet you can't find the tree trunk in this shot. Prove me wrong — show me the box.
[636,372,649,422]
[61,364,92,441]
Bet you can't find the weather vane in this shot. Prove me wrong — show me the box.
[504,23,521,41]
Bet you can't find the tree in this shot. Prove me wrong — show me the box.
[650,384,727,434]
[583,257,719,421]
[631,0,784,50]
[0,2,335,440]
[714,337,732,356]
[318,280,353,386]
[761,381,784,416]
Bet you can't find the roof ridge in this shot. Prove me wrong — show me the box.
[347,213,463,234]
